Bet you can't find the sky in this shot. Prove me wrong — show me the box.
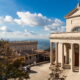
[0,0,79,40]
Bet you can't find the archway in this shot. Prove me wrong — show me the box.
[72,27,80,32]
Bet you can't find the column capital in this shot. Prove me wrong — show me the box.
[59,42,65,45]
[70,43,74,45]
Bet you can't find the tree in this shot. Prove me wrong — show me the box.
[0,40,29,80]
[6,58,29,80]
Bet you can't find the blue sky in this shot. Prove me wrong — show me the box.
[0,0,79,40]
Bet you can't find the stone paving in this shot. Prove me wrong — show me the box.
[65,71,80,80]
[28,63,50,80]
[9,63,80,80]
[60,69,80,80]
[28,63,80,80]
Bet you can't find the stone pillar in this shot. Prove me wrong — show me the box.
[70,43,74,71]
[55,43,58,65]
[65,44,68,64]
[61,43,64,68]
[50,42,54,65]
[79,44,80,73]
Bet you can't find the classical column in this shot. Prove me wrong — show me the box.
[61,43,64,68]
[65,44,68,64]
[55,43,58,65]
[79,44,80,73]
[50,42,54,65]
[70,43,74,71]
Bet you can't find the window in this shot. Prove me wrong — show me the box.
[72,27,80,32]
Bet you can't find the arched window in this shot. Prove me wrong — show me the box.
[72,27,80,32]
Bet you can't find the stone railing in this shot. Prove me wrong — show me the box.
[50,32,80,39]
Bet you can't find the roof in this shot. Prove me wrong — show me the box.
[65,3,80,19]
[34,49,45,53]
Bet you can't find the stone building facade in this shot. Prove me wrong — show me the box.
[50,4,80,72]
[9,41,50,65]
[9,41,38,65]
[34,50,50,62]
[10,41,38,52]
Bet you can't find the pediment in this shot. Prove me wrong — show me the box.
[65,8,80,19]
[71,9,80,17]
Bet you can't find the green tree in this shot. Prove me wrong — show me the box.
[0,40,29,80]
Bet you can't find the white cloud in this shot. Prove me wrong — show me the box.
[14,11,65,32]
[0,16,14,24]
[0,26,11,32]
[44,18,65,32]
[0,32,45,40]
[44,25,66,32]
[14,11,53,27]
[4,16,13,23]
[44,26,50,31]
[0,11,66,40]
[0,27,40,39]
[24,29,37,35]
[0,17,4,24]
[0,11,65,33]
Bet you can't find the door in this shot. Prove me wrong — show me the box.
[75,52,79,66]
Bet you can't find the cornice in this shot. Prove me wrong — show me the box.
[50,37,80,40]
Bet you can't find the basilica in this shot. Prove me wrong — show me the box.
[50,3,80,73]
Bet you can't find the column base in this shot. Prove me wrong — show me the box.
[70,68,74,72]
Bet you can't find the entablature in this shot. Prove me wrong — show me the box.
[50,32,80,40]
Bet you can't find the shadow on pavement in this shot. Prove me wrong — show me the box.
[29,70,37,74]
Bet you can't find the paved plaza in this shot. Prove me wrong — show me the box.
[28,63,50,80]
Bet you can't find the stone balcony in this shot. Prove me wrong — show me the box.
[50,32,80,39]
[50,32,80,43]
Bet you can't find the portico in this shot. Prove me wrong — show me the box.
[50,32,80,72]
